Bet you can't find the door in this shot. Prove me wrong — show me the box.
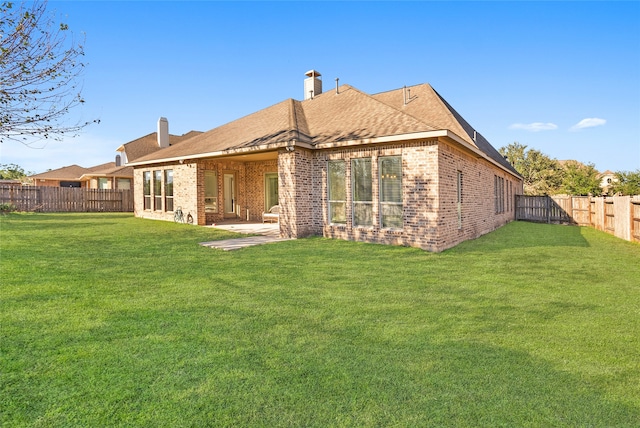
[223,172,237,218]
[265,172,278,211]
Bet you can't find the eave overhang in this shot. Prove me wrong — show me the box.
[127,129,521,180]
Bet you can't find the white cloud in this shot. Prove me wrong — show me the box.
[508,122,558,132]
[570,118,606,131]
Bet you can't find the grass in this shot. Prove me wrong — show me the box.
[1,213,639,427]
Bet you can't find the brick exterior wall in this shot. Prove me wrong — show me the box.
[133,137,522,252]
[435,141,522,251]
[307,138,522,251]
[278,148,318,238]
[134,159,278,226]
[134,162,197,223]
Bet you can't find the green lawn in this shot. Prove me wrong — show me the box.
[1,213,639,427]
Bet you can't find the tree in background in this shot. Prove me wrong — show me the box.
[499,142,563,195]
[0,163,32,180]
[558,161,601,196]
[610,170,640,196]
[0,0,97,145]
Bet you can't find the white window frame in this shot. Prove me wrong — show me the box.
[351,158,373,227]
[379,156,403,229]
[328,160,346,224]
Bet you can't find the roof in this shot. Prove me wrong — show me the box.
[129,82,520,177]
[118,131,202,162]
[30,164,91,180]
[373,84,518,174]
[30,162,133,181]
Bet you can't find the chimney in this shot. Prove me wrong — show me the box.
[157,117,169,148]
[304,70,322,100]
[115,154,121,167]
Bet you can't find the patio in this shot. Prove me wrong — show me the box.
[200,221,289,250]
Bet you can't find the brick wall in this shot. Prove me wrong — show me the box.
[135,159,278,226]
[435,141,520,251]
[133,138,522,251]
[311,138,522,251]
[134,162,197,223]
[278,148,318,238]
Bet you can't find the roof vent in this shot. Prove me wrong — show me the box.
[157,117,169,148]
[304,70,322,100]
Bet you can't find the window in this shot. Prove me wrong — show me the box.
[164,170,174,212]
[457,170,463,229]
[265,172,278,211]
[379,156,402,228]
[98,178,108,189]
[495,175,505,214]
[154,170,162,211]
[352,158,372,226]
[143,171,151,210]
[117,178,131,190]
[328,160,346,224]
[205,170,218,213]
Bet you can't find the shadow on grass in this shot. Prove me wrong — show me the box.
[448,221,591,253]
[0,212,135,231]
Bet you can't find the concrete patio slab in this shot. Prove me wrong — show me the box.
[199,221,292,251]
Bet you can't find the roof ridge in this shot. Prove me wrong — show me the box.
[367,83,440,131]
[287,98,300,141]
[428,86,478,146]
[376,83,476,146]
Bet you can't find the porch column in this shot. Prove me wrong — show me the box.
[278,148,318,238]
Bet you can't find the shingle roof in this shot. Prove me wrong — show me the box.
[81,164,134,178]
[30,164,91,180]
[120,131,203,162]
[301,85,436,144]
[129,82,519,176]
[131,100,298,163]
[86,162,116,173]
[373,84,474,145]
[373,84,518,175]
[30,162,133,180]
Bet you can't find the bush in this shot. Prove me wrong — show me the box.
[0,203,17,214]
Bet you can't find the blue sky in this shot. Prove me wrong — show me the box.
[2,1,639,174]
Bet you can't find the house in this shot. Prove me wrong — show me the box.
[598,170,618,194]
[128,71,523,252]
[29,162,133,189]
[115,117,202,166]
[28,120,201,190]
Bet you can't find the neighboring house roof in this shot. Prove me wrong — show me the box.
[118,131,202,163]
[30,164,91,181]
[80,164,134,180]
[128,82,520,177]
[30,162,133,181]
[86,162,117,173]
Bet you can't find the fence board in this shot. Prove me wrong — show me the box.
[0,186,133,212]
[516,195,640,243]
[632,201,640,243]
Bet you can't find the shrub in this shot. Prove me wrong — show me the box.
[0,203,17,214]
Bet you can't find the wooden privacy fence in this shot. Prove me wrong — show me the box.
[516,195,640,243]
[0,186,133,213]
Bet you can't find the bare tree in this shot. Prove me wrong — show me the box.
[0,0,97,145]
